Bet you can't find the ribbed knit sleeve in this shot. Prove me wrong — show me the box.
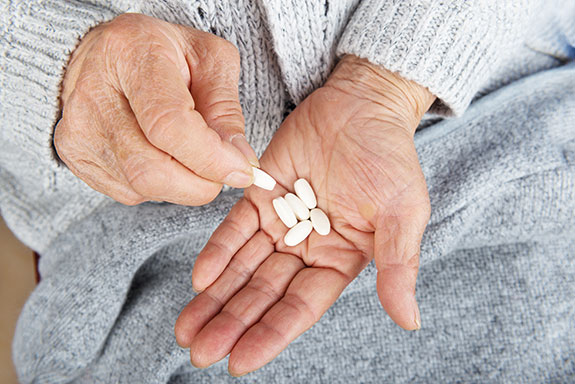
[0,1,138,251]
[336,0,532,116]
[0,0,138,169]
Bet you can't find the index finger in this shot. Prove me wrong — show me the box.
[119,48,254,188]
[192,185,292,292]
[192,198,260,292]
[227,266,353,376]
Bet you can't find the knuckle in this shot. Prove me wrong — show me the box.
[53,120,82,166]
[72,75,106,109]
[105,14,148,40]
[100,14,158,64]
[143,105,189,147]
[53,121,69,156]
[206,97,244,128]
[406,252,420,270]
[100,19,131,50]
[118,195,146,206]
[419,193,432,222]
[145,114,170,146]
[207,96,242,115]
[54,93,95,163]
[123,158,165,196]
[112,13,146,25]
[187,34,210,63]
[219,39,240,59]
[208,37,240,66]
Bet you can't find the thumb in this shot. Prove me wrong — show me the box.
[186,33,259,167]
[374,213,427,331]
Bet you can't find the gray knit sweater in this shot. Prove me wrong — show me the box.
[1,0,561,252]
[2,0,575,383]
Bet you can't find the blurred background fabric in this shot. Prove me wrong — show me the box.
[0,216,35,384]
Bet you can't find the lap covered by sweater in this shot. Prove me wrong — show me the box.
[12,65,575,383]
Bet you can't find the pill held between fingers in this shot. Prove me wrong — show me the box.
[294,178,317,209]
[284,193,310,220]
[272,197,298,228]
[252,167,276,190]
[310,208,331,236]
[284,220,313,247]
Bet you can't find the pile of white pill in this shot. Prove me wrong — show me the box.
[252,167,331,247]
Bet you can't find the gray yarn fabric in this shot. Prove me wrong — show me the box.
[1,0,574,382]
[0,0,566,252]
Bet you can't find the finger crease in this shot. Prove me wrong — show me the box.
[227,257,253,282]
[209,239,234,258]
[220,309,249,329]
[260,319,290,346]
[248,277,282,303]
[224,217,251,243]
[203,290,225,308]
[283,292,318,324]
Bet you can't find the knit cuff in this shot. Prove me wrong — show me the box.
[336,0,529,116]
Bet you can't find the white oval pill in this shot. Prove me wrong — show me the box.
[272,197,298,228]
[252,167,276,190]
[284,193,310,220]
[294,179,317,209]
[310,208,330,236]
[284,220,313,247]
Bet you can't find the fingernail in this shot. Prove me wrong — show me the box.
[414,306,421,330]
[192,286,204,294]
[224,171,253,188]
[231,134,260,168]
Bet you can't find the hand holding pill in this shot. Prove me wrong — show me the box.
[54,14,259,206]
[176,55,436,375]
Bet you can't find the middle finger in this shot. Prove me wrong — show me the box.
[189,252,305,367]
[175,230,274,347]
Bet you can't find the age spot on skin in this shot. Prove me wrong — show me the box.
[358,201,377,223]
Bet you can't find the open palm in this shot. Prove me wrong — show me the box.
[175,58,434,376]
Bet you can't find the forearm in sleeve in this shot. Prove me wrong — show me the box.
[336,0,534,116]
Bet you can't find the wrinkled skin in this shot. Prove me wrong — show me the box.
[175,56,435,376]
[56,13,435,377]
[54,14,259,206]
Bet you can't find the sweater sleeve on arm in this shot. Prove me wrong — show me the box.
[0,1,138,251]
[0,0,138,171]
[336,0,533,116]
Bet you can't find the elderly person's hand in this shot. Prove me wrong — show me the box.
[175,55,436,375]
[54,14,259,205]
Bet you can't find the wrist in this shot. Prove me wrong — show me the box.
[325,55,436,135]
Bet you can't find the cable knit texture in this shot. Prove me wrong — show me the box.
[1,0,574,382]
